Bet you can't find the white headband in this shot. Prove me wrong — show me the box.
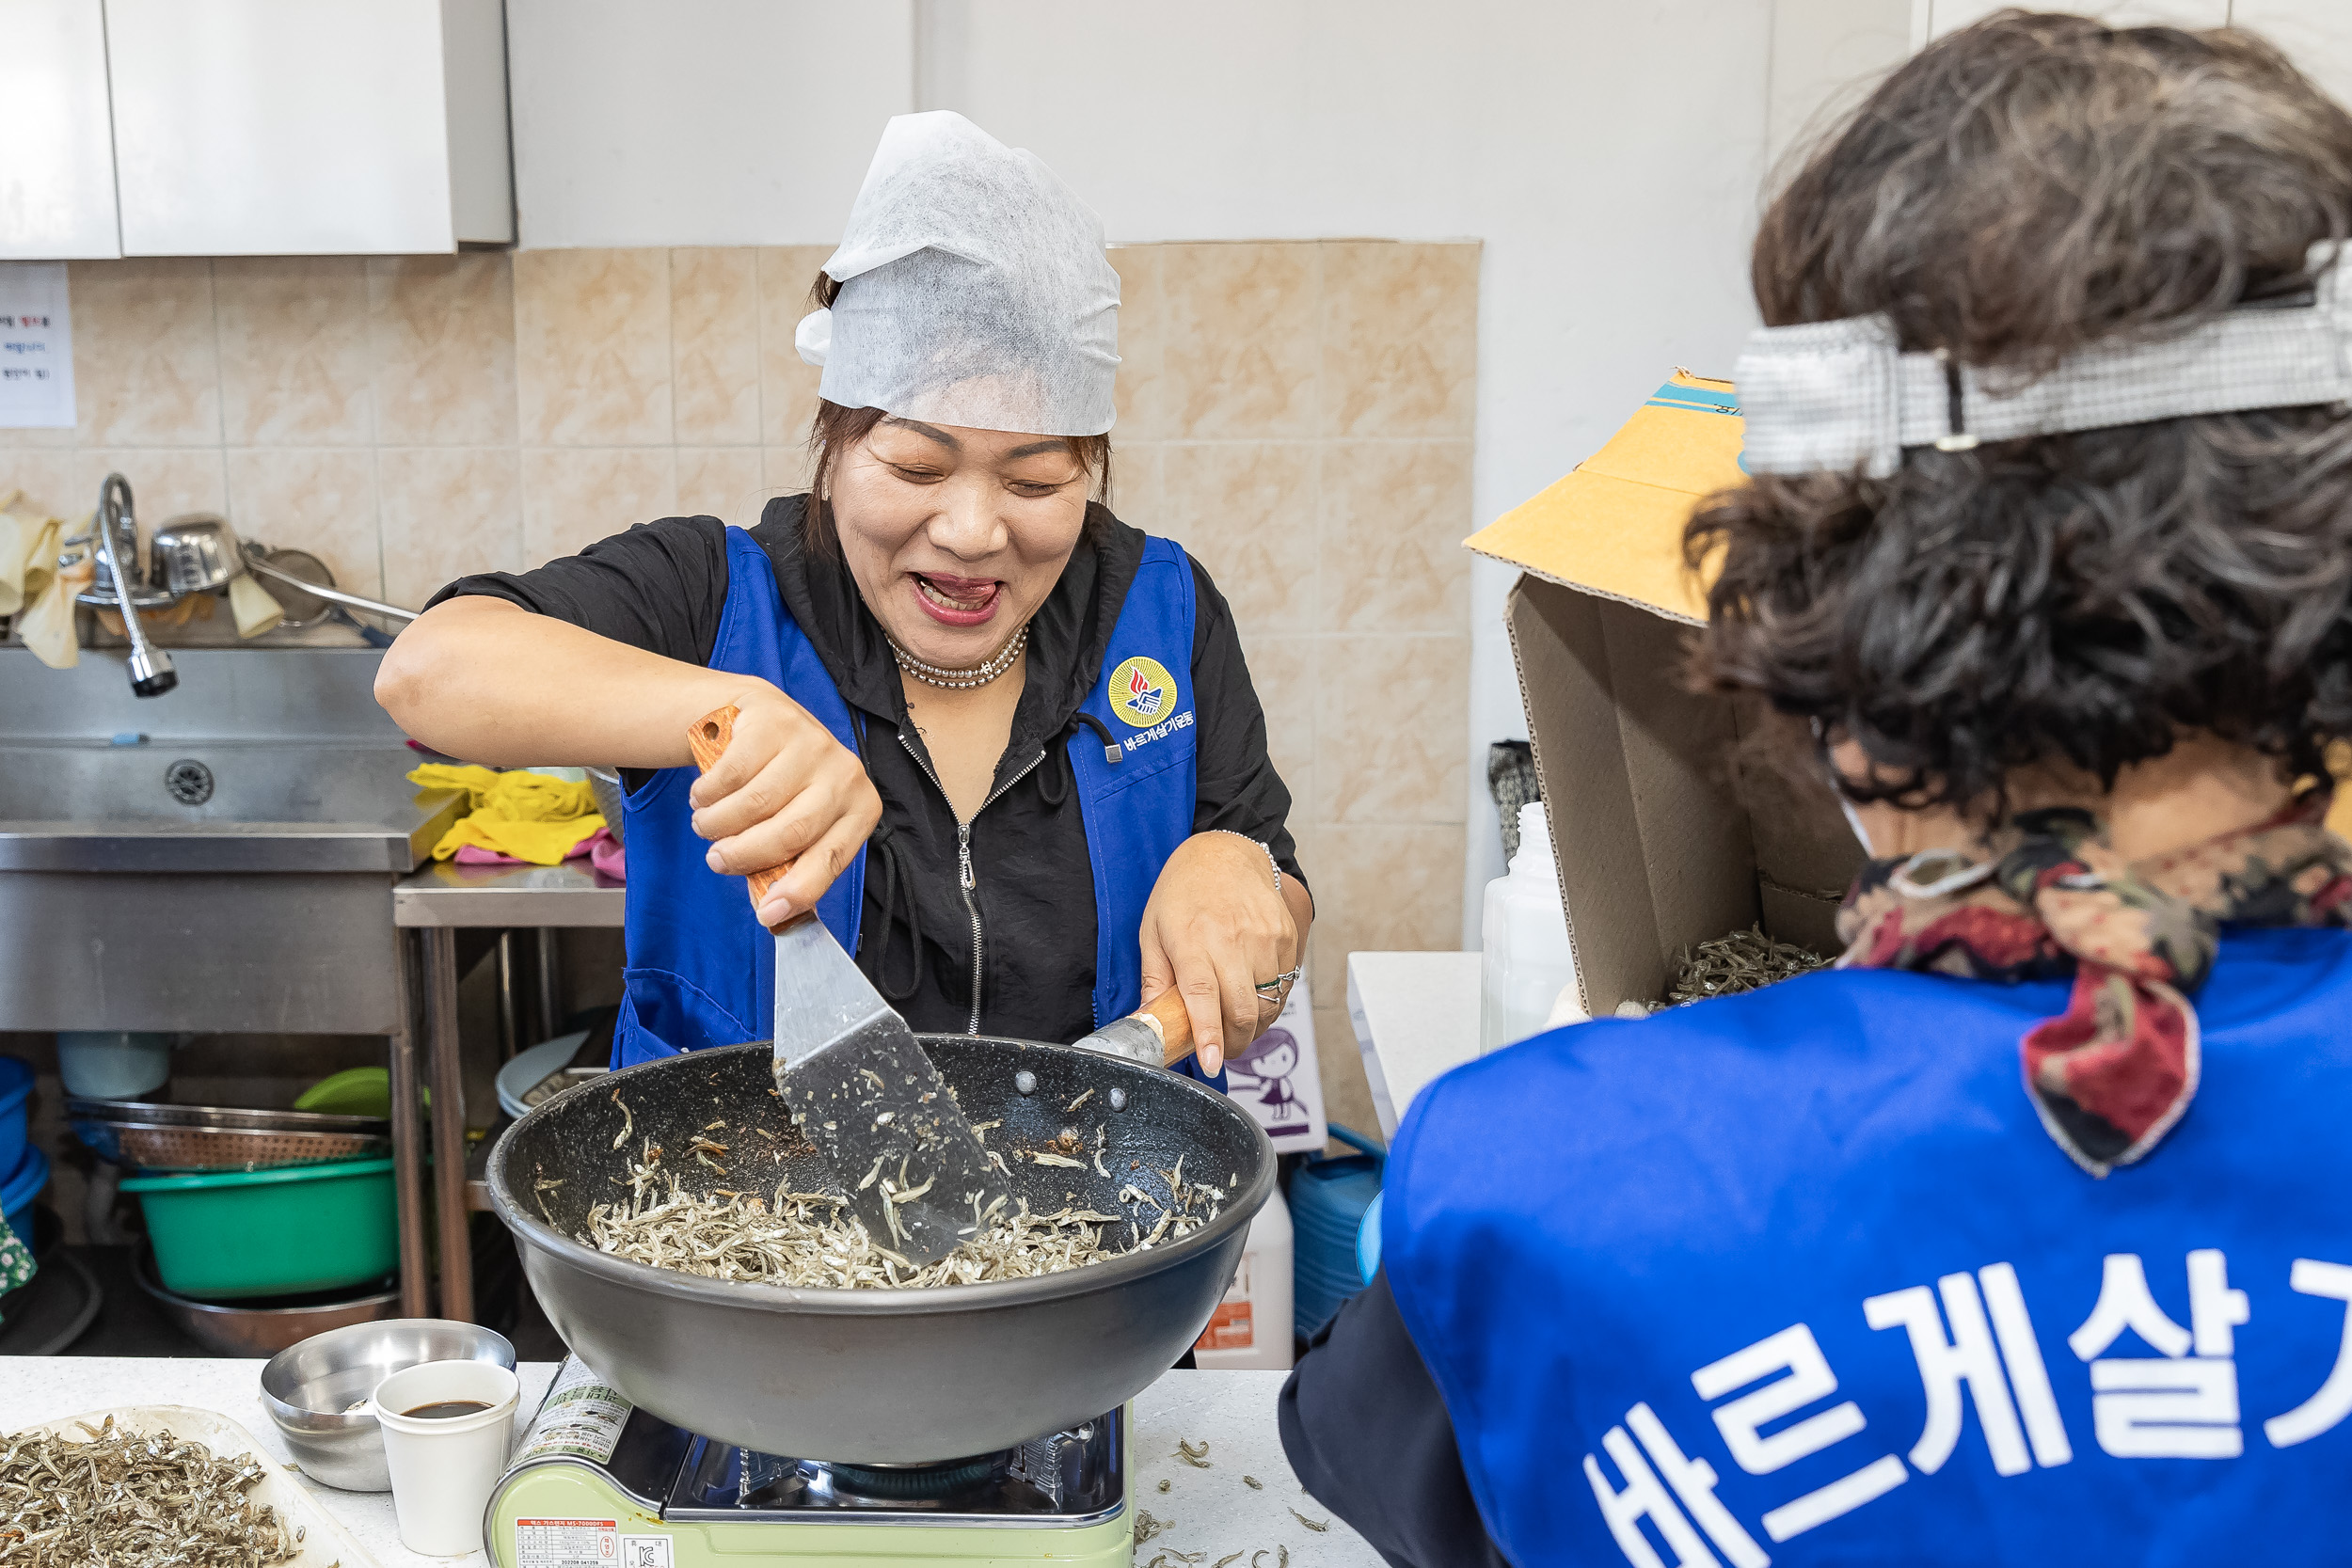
[1735,242,2352,478]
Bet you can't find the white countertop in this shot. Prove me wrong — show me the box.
[0,1357,1379,1566]
[1346,949,1483,1138]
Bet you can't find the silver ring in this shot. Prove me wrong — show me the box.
[1253,965,1305,998]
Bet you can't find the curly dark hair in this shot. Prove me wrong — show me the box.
[1689,10,2352,809]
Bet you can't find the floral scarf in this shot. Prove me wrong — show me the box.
[1836,790,2352,1176]
[0,1223,32,1317]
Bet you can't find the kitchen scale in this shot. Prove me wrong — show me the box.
[485,1359,1132,1567]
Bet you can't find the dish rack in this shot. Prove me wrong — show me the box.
[67,1098,391,1172]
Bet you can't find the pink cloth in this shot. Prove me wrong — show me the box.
[453,827,624,882]
[589,830,626,881]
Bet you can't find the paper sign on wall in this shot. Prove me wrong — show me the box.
[0,263,75,429]
[1225,962,1327,1150]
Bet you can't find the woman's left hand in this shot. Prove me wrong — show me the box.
[1137,832,1306,1076]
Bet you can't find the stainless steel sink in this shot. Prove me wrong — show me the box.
[0,741,453,872]
[0,647,463,1032]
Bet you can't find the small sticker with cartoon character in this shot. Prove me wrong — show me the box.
[1225,1026,1307,1126]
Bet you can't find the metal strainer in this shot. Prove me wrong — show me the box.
[67,1098,391,1172]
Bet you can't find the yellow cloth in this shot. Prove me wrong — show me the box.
[5,501,84,670]
[229,573,285,638]
[407,764,607,865]
[0,492,34,617]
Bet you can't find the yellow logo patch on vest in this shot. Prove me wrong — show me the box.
[1108,656,1178,728]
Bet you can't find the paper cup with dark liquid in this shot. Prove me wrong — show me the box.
[369,1359,521,1555]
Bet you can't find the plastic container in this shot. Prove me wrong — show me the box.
[0,1056,32,1179]
[495,1030,593,1121]
[2,1147,49,1247]
[1192,1183,1295,1370]
[1479,800,1580,1053]
[370,1359,521,1556]
[56,1031,174,1100]
[1357,1188,1386,1286]
[294,1067,392,1118]
[120,1157,399,1300]
[1291,1125,1385,1338]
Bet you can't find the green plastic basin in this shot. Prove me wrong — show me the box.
[121,1157,398,1301]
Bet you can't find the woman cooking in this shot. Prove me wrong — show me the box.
[1284,13,2352,1563]
[375,112,1310,1081]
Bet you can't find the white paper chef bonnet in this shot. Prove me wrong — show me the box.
[795,112,1120,439]
[1735,242,2352,477]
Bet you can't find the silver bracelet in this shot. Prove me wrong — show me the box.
[1212,829,1282,895]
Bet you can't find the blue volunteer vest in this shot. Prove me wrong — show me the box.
[1386,927,2352,1564]
[615,526,1217,1085]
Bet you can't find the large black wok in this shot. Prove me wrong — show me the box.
[488,1036,1274,1463]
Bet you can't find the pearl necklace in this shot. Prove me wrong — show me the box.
[887,625,1029,689]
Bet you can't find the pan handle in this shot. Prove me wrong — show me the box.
[686,704,794,929]
[1134,987,1197,1065]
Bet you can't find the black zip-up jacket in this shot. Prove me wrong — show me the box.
[432,496,1304,1045]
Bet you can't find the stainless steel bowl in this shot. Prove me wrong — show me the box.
[132,1248,399,1356]
[260,1319,517,1493]
[150,513,242,594]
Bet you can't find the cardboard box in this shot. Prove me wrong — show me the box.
[1467,371,1863,1019]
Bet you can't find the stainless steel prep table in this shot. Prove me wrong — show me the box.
[393,860,623,1323]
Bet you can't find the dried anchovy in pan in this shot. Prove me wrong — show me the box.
[580,1129,1225,1290]
[1662,925,1827,1006]
[0,1417,304,1566]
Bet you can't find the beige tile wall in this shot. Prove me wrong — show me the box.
[0,239,1478,1139]
[1108,243,1477,1137]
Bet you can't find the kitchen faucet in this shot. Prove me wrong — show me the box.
[57,469,419,697]
[76,473,177,698]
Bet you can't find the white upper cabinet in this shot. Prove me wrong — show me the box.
[0,1,121,260]
[503,0,910,247]
[81,0,510,258]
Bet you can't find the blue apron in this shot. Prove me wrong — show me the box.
[1385,927,2352,1564]
[615,527,1220,1087]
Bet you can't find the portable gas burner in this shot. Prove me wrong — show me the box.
[485,1360,1131,1567]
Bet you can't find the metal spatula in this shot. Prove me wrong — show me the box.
[689,705,1010,1267]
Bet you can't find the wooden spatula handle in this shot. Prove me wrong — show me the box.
[687,704,791,913]
[1140,987,1195,1065]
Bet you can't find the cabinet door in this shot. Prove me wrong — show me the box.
[106,0,469,255]
[0,0,120,260]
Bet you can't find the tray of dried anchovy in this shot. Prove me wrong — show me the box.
[1,1405,373,1566]
[487,1035,1277,1465]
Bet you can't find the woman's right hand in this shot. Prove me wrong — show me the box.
[687,687,882,926]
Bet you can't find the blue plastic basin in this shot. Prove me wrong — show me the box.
[2,1147,51,1248]
[1292,1124,1386,1338]
[0,1057,31,1180]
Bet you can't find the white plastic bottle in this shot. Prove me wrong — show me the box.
[1191,1184,1295,1370]
[1479,800,1580,1053]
